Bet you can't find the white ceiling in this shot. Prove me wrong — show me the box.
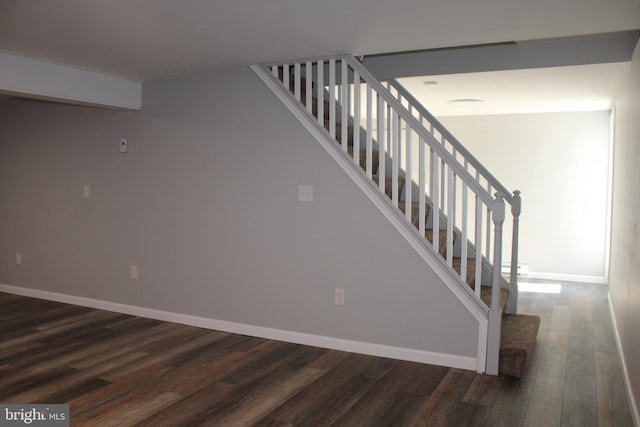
[397,62,631,117]
[1,0,639,80]
[0,0,638,115]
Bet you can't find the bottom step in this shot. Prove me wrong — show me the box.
[480,287,509,310]
[499,314,541,377]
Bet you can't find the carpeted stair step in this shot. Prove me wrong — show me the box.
[480,286,509,311]
[372,175,406,199]
[425,229,449,256]
[278,72,315,107]
[397,201,431,228]
[325,120,355,146]
[499,314,541,377]
[347,147,380,175]
[311,99,331,120]
[452,257,478,288]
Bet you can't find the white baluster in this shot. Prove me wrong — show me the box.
[294,63,301,101]
[475,197,482,297]
[366,84,373,178]
[419,136,426,236]
[440,158,446,214]
[341,61,349,151]
[353,71,361,165]
[485,185,492,259]
[461,173,468,284]
[283,64,290,90]
[447,166,454,266]
[377,96,385,193]
[431,151,440,253]
[329,59,336,139]
[305,62,312,113]
[317,60,324,126]
[397,113,403,181]
[405,126,413,222]
[392,113,399,206]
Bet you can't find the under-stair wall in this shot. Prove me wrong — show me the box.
[253,56,530,374]
[0,66,484,370]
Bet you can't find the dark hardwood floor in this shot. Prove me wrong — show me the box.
[0,281,634,426]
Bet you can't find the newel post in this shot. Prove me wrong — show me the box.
[491,192,505,311]
[486,192,505,375]
[507,190,522,314]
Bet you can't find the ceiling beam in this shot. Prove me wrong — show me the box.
[0,51,141,110]
[362,31,640,80]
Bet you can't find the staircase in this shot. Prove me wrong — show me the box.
[252,56,539,377]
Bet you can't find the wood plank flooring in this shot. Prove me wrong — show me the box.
[0,282,634,426]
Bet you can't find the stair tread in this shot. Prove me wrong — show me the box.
[480,286,509,311]
[426,229,448,257]
[347,147,379,175]
[499,313,541,377]
[314,100,332,119]
[372,175,406,198]
[398,201,431,229]
[325,120,355,146]
[452,257,477,287]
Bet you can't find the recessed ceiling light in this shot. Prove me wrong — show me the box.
[423,80,438,85]
[448,98,484,103]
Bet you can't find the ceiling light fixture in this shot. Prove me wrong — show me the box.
[423,80,438,85]
[448,98,484,103]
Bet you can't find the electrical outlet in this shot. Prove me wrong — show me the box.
[298,185,313,202]
[120,138,129,153]
[130,265,138,280]
[15,252,22,265]
[83,184,90,198]
[334,288,345,306]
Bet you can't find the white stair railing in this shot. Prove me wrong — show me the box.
[386,80,522,313]
[258,55,521,374]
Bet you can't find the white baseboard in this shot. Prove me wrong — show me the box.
[608,294,640,426]
[0,283,477,372]
[525,271,606,284]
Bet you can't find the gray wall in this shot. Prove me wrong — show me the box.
[610,40,640,418]
[440,111,611,281]
[0,67,478,358]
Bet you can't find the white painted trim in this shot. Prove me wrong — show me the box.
[251,63,488,373]
[476,318,488,373]
[604,108,615,285]
[608,294,640,427]
[0,51,142,110]
[0,283,477,371]
[525,271,605,284]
